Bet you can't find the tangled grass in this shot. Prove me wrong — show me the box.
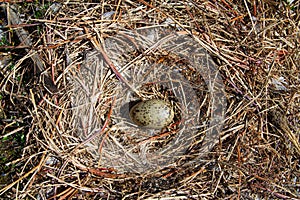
[0,0,299,199]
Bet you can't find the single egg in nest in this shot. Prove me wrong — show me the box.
[129,99,174,129]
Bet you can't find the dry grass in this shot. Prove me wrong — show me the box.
[0,0,299,199]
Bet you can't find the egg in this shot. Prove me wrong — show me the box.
[129,99,174,129]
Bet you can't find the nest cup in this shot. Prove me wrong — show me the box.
[71,27,226,173]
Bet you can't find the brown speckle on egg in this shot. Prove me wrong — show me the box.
[129,99,174,129]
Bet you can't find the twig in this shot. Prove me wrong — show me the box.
[5,4,58,93]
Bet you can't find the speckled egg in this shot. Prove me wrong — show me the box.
[129,99,174,129]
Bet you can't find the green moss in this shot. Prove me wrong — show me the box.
[0,133,25,184]
[0,37,9,46]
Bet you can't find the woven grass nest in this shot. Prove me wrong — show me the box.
[71,26,227,173]
[0,1,300,199]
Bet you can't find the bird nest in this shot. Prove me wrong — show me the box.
[1,1,300,199]
[71,28,226,173]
